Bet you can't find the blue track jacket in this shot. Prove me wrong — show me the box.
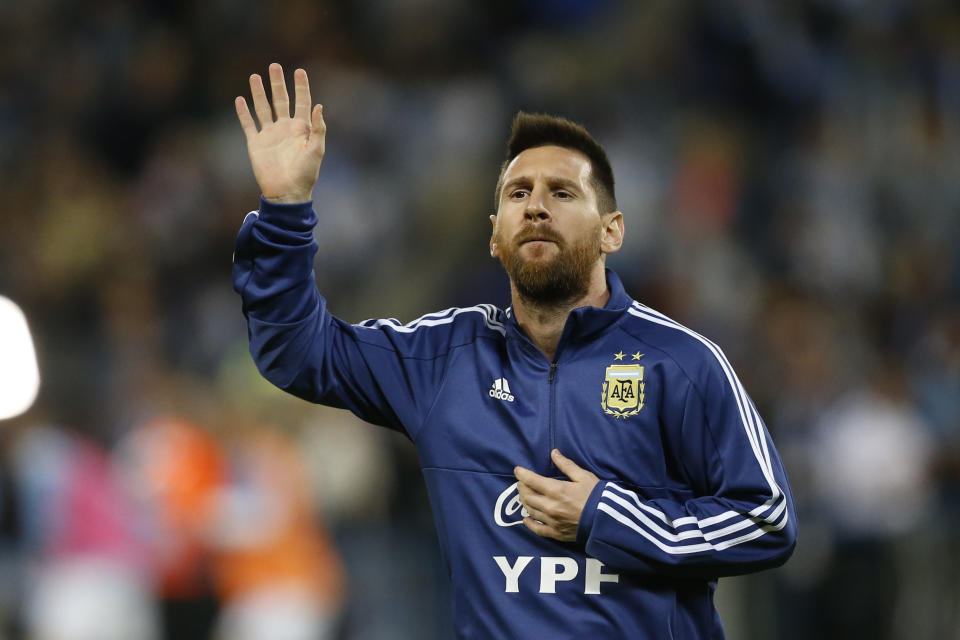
[233,199,797,639]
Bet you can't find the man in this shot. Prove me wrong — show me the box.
[233,63,797,638]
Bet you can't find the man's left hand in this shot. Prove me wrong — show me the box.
[514,449,600,542]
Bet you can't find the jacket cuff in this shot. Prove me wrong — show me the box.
[576,480,607,547]
[257,196,316,232]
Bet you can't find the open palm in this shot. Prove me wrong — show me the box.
[235,63,326,204]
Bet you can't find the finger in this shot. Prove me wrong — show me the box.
[551,449,589,481]
[308,103,326,158]
[235,97,257,140]
[249,73,273,127]
[268,62,290,119]
[514,466,559,495]
[520,501,552,526]
[293,68,311,122]
[516,481,547,511]
[522,517,561,540]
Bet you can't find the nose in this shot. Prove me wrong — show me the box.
[523,190,550,222]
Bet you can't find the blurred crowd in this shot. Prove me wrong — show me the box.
[1,0,959,638]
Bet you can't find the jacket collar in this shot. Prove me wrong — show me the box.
[505,268,633,347]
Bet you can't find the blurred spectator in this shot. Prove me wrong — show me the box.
[208,423,345,640]
[115,416,226,640]
[12,426,158,640]
[804,361,935,640]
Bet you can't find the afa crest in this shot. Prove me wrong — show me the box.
[601,351,644,418]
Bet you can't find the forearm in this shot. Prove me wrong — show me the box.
[576,480,797,579]
[233,198,320,324]
[233,198,330,392]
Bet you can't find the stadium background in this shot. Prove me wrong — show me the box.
[1,0,959,638]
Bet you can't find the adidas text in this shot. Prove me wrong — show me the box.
[489,378,515,402]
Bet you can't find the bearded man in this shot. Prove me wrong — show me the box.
[233,64,797,639]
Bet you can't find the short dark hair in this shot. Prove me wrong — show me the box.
[494,112,617,214]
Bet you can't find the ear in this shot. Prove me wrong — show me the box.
[600,211,624,255]
[489,214,499,258]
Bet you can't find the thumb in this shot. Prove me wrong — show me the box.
[308,104,326,156]
[551,449,589,481]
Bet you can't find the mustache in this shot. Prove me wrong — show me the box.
[514,226,564,245]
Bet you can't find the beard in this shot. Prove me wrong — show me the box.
[496,222,602,307]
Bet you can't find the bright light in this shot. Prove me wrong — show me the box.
[0,296,40,420]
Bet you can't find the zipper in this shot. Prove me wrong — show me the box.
[548,362,558,472]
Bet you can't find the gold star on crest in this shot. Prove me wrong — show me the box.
[632,352,643,360]
[613,350,625,360]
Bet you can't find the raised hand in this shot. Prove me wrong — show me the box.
[514,449,600,542]
[235,63,326,204]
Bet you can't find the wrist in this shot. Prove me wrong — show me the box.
[575,480,606,547]
[258,196,317,232]
[262,192,312,205]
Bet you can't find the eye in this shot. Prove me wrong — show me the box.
[510,189,529,199]
[555,190,572,199]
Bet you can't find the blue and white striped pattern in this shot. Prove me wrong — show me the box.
[355,304,506,336]
[594,301,789,554]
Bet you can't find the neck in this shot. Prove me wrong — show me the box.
[510,264,609,361]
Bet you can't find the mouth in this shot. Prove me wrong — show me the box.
[517,232,562,247]
[520,238,556,245]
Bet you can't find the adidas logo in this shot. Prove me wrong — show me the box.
[489,377,515,403]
